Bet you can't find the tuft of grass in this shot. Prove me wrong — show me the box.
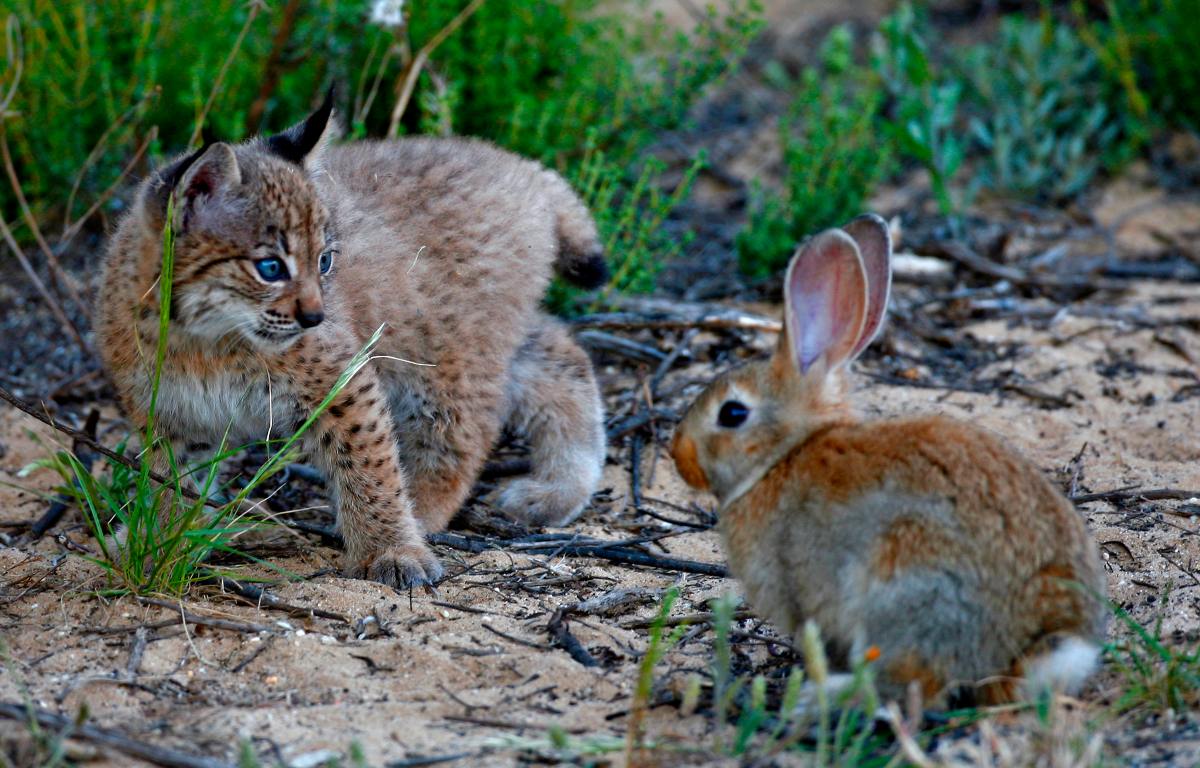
[625,585,686,759]
[23,204,379,596]
[1106,588,1200,720]
[625,592,907,764]
[960,14,1125,202]
[736,25,892,279]
[236,738,370,768]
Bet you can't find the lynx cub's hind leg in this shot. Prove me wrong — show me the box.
[498,318,605,526]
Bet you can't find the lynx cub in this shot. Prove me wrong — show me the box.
[96,93,607,587]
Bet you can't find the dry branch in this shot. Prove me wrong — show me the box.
[548,604,599,667]
[0,128,88,313]
[209,574,349,623]
[0,384,174,488]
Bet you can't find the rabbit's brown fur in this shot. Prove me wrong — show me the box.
[96,95,606,587]
[672,216,1106,704]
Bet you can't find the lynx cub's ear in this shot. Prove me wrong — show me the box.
[178,143,241,200]
[172,143,242,231]
[266,86,336,169]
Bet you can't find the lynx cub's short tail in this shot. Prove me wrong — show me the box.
[540,169,608,289]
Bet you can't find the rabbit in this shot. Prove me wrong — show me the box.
[670,214,1107,705]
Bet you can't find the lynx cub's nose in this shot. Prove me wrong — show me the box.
[297,309,325,328]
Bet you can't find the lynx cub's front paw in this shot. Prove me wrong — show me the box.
[347,543,444,589]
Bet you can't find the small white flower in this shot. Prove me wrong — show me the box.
[370,0,406,28]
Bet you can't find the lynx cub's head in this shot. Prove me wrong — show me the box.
[138,92,337,352]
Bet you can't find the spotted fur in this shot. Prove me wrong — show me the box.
[96,100,607,587]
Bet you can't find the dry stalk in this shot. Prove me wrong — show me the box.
[188,0,265,149]
[0,127,88,313]
[62,87,160,237]
[59,127,158,248]
[0,208,89,356]
[245,0,304,133]
[386,0,487,138]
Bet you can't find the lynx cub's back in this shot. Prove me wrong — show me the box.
[96,93,608,587]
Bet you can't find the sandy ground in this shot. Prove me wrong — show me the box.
[3,2,1200,765]
[3,254,1200,765]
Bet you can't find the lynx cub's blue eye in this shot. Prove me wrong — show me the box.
[319,249,334,275]
[717,400,749,428]
[254,257,288,282]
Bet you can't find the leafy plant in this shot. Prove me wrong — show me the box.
[401,0,761,169]
[872,2,966,217]
[626,592,902,764]
[736,25,892,278]
[961,15,1123,201]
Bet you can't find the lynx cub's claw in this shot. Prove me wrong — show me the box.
[350,544,444,589]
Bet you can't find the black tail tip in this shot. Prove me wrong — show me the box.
[561,252,609,289]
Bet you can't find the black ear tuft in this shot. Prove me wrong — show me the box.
[559,251,609,289]
[266,86,334,164]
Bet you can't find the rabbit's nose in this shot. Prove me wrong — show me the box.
[671,432,709,491]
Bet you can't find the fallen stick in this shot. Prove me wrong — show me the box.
[207,573,349,624]
[135,597,275,634]
[0,701,233,768]
[606,407,676,440]
[0,385,174,489]
[548,604,599,667]
[427,530,728,577]
[576,329,668,365]
[1071,487,1200,504]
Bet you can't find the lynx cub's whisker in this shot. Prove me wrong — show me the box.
[97,92,610,589]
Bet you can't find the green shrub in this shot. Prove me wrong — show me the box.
[1077,0,1200,135]
[1,0,365,228]
[2,1,760,301]
[872,2,966,217]
[403,0,761,169]
[961,15,1124,201]
[736,26,891,279]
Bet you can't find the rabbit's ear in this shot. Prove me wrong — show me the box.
[779,229,868,377]
[842,214,892,358]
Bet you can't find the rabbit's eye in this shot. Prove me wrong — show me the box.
[717,400,749,428]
